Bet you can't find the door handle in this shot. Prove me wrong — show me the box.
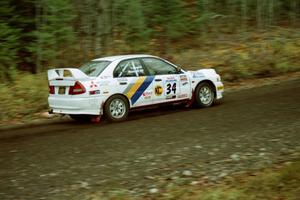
[119,82,128,85]
[155,79,162,81]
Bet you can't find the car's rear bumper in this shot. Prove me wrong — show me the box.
[48,96,104,115]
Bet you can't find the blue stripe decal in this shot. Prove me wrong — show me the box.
[131,76,154,105]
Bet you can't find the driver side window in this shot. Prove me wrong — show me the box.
[142,58,177,75]
[114,59,146,77]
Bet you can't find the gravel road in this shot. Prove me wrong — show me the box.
[0,79,299,200]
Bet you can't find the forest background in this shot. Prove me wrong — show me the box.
[0,0,299,122]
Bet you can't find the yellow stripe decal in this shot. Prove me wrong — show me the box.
[126,76,146,99]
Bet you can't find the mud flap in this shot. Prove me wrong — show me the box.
[186,90,195,107]
[91,115,101,123]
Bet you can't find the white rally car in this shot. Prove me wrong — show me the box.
[48,55,224,122]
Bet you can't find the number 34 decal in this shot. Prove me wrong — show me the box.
[166,82,177,95]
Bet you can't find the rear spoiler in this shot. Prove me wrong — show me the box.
[47,68,89,86]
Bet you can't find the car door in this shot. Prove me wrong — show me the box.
[141,57,182,104]
[113,58,154,108]
[177,72,192,100]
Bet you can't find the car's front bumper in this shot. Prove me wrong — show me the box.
[215,82,224,99]
[48,96,104,115]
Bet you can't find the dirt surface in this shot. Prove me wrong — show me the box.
[0,79,299,200]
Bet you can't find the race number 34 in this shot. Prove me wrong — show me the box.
[166,82,176,95]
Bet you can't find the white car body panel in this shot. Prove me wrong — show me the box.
[47,55,224,116]
[187,69,224,100]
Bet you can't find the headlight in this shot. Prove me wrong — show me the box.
[216,75,221,82]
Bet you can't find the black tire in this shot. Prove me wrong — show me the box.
[195,82,216,108]
[69,114,91,122]
[104,95,129,122]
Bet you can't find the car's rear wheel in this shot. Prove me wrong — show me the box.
[195,82,215,107]
[104,95,129,122]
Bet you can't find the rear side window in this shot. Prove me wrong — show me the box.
[114,59,146,77]
[79,61,111,77]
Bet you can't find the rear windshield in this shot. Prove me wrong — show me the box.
[79,61,111,77]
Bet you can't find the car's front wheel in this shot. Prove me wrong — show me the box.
[104,95,129,122]
[195,82,215,108]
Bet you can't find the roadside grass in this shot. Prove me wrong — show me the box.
[159,161,300,200]
[173,28,300,82]
[0,71,48,123]
[0,27,299,125]
[89,159,300,200]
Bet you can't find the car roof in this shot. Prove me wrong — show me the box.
[92,54,156,62]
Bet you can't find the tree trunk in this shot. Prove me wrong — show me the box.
[95,0,103,57]
[256,0,261,29]
[35,0,42,73]
[268,0,274,28]
[290,0,298,27]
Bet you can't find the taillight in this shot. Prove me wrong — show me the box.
[49,86,55,94]
[69,81,86,95]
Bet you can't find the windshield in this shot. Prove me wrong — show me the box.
[79,61,111,77]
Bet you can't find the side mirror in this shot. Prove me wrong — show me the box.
[176,67,182,74]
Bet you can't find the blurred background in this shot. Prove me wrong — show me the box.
[0,0,299,123]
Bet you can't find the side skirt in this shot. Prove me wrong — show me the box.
[130,99,190,112]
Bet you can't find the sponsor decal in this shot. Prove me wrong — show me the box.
[103,91,109,94]
[166,95,176,99]
[154,85,163,96]
[166,76,176,80]
[193,72,204,78]
[182,82,188,86]
[143,91,152,99]
[123,76,155,105]
[89,90,100,95]
[143,91,153,97]
[165,79,176,83]
[180,75,188,82]
[178,94,188,98]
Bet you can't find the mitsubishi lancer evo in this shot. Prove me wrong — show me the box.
[47,55,224,122]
